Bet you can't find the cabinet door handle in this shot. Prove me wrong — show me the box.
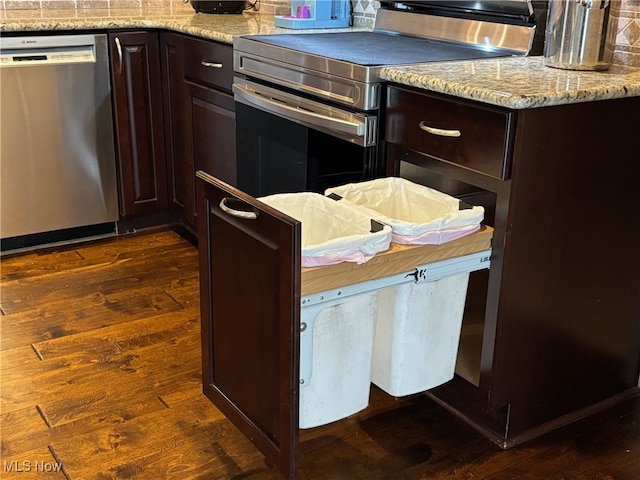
[201,60,223,68]
[419,121,461,138]
[219,198,258,220]
[114,36,123,76]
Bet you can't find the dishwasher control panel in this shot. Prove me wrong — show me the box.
[0,34,96,67]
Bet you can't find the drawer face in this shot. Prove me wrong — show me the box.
[184,37,233,91]
[386,86,512,179]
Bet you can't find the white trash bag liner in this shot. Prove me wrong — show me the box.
[325,177,484,245]
[259,192,392,267]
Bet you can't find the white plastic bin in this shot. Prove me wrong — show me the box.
[326,178,485,397]
[371,272,470,396]
[298,291,379,428]
[259,192,391,427]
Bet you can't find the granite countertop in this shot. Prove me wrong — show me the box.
[381,56,640,109]
[0,3,357,44]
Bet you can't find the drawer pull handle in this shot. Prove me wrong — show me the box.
[219,198,258,220]
[201,60,223,68]
[419,121,461,138]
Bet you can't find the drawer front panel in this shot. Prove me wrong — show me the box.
[386,86,512,179]
[184,37,233,91]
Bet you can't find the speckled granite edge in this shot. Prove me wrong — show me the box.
[2,19,232,44]
[381,56,640,109]
[0,7,360,44]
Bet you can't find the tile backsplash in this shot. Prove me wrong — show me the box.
[1,0,639,67]
[613,0,640,66]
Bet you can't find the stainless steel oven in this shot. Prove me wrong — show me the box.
[233,0,547,198]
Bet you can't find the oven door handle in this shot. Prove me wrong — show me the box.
[234,83,366,138]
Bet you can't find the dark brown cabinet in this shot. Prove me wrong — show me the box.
[110,30,236,230]
[161,33,236,230]
[385,85,640,447]
[109,31,168,216]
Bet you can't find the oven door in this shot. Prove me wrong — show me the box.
[233,78,381,198]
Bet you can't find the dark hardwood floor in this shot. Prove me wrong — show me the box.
[1,228,639,480]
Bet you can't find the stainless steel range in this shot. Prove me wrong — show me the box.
[232,1,547,197]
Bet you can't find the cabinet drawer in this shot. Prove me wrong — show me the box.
[184,36,233,92]
[386,86,513,179]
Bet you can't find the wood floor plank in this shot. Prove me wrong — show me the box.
[1,306,200,415]
[0,248,85,282]
[1,291,107,330]
[162,275,201,309]
[31,305,199,362]
[0,289,185,351]
[72,230,194,263]
[0,406,50,456]
[37,352,201,429]
[3,327,201,422]
[0,344,42,373]
[0,230,193,283]
[49,396,267,480]
[0,243,197,315]
[1,309,199,385]
[0,398,169,459]
[154,375,205,408]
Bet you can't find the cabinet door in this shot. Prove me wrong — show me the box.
[190,83,237,186]
[196,171,300,479]
[109,31,168,216]
[160,32,193,221]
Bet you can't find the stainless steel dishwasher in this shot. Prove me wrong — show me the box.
[0,33,118,251]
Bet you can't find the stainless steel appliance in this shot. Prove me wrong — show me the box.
[544,0,616,71]
[0,34,118,251]
[233,0,548,197]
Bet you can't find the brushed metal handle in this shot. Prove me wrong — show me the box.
[419,121,461,138]
[114,36,123,76]
[219,198,258,220]
[234,83,366,137]
[201,60,223,68]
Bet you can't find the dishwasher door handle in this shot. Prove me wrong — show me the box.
[233,81,375,146]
